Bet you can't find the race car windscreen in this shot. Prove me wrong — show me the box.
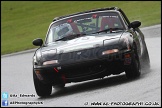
[45,11,125,44]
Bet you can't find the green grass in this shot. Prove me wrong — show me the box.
[1,1,161,55]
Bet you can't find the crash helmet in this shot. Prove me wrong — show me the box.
[57,23,73,38]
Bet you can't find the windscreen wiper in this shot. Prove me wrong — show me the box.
[92,28,124,34]
[55,36,67,42]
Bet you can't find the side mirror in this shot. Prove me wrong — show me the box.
[32,38,43,46]
[129,21,141,29]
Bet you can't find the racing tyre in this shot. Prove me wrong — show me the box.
[125,45,141,79]
[33,71,52,97]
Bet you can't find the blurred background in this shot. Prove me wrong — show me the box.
[1,1,161,55]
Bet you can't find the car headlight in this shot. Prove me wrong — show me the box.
[102,49,119,55]
[43,60,58,65]
[42,49,57,61]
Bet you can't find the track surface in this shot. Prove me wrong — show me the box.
[1,25,161,107]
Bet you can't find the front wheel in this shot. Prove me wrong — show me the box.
[125,50,141,79]
[33,70,52,97]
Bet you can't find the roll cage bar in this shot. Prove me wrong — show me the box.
[53,7,131,25]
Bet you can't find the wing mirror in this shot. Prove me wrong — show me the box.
[129,21,141,29]
[32,38,43,46]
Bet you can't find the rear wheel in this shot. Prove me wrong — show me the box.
[33,70,52,97]
[125,45,141,79]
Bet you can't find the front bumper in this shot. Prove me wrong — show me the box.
[33,49,132,84]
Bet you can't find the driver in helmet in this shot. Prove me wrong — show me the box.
[57,23,74,39]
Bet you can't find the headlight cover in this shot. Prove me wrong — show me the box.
[42,49,57,56]
[41,49,57,61]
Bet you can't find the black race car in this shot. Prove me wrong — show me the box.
[32,7,150,97]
